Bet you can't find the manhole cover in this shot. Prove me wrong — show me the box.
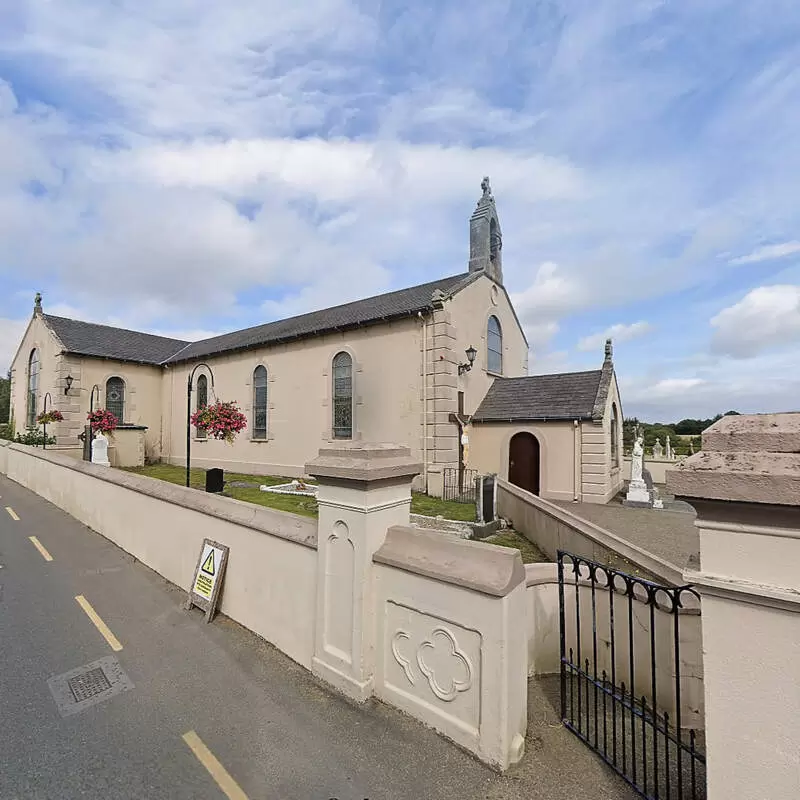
[48,655,134,717]
[69,666,112,702]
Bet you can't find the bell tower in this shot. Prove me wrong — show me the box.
[468,176,503,284]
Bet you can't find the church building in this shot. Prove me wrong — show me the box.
[8,179,624,504]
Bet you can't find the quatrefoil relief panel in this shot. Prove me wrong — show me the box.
[387,603,480,713]
[417,627,474,702]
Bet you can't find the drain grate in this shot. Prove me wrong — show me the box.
[68,666,112,702]
[48,655,134,717]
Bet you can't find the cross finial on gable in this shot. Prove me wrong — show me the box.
[480,176,492,202]
[604,338,613,363]
[34,292,43,314]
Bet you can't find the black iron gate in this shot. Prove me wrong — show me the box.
[557,551,706,799]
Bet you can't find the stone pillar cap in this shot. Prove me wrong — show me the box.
[306,442,422,482]
[667,412,800,506]
[701,412,800,453]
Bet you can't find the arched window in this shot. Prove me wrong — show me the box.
[196,374,208,440]
[106,377,125,424]
[332,352,353,439]
[611,404,620,467]
[26,349,40,428]
[487,316,503,374]
[253,366,268,440]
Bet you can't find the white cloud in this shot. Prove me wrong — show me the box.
[710,285,800,357]
[0,318,28,374]
[511,261,585,350]
[729,242,800,265]
[577,321,652,353]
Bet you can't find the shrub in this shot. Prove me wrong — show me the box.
[14,428,56,447]
[0,422,13,441]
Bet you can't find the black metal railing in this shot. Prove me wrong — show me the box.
[557,551,706,799]
[442,467,478,503]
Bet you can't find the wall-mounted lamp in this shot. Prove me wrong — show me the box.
[64,374,74,394]
[458,345,478,376]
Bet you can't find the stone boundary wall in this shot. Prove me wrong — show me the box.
[497,477,684,585]
[1,440,529,770]
[623,455,685,486]
[0,441,319,667]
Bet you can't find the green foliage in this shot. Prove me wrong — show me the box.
[14,427,56,447]
[0,372,9,425]
[623,411,739,455]
[0,422,13,441]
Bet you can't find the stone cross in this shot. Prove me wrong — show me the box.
[653,438,664,459]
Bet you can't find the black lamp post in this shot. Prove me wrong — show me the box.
[82,384,101,462]
[187,364,215,488]
[41,392,53,450]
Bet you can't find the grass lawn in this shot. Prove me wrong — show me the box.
[122,464,476,522]
[483,530,549,564]
[121,463,318,517]
[410,492,477,522]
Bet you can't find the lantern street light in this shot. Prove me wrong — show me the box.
[458,345,478,375]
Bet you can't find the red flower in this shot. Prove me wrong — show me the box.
[191,400,247,444]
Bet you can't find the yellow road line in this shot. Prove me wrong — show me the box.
[182,730,250,800]
[75,595,123,652]
[5,507,20,521]
[29,536,53,562]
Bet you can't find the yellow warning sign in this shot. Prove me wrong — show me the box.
[194,571,213,599]
[191,541,225,603]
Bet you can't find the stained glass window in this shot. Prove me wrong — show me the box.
[487,316,503,374]
[27,349,40,428]
[332,352,353,439]
[253,366,268,440]
[196,374,208,439]
[106,377,125,424]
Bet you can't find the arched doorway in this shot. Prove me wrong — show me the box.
[509,432,540,495]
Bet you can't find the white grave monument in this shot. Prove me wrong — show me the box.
[653,437,664,459]
[91,432,111,466]
[665,435,673,460]
[625,435,651,505]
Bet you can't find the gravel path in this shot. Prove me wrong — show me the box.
[552,498,700,572]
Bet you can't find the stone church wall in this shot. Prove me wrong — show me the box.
[161,316,426,479]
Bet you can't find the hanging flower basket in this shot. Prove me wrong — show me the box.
[88,408,118,435]
[37,409,64,425]
[190,400,247,444]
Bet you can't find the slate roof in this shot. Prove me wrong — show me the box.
[471,370,605,422]
[43,315,188,365]
[164,272,475,364]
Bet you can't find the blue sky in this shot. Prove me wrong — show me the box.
[1,0,799,420]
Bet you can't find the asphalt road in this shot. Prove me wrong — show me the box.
[0,473,637,800]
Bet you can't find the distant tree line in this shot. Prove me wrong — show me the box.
[622,411,740,456]
[0,372,9,425]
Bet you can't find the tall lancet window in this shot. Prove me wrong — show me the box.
[253,366,268,440]
[332,352,353,439]
[487,316,503,375]
[27,349,40,428]
[196,374,208,439]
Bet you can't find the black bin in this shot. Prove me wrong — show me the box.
[205,468,224,493]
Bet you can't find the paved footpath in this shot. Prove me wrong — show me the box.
[0,474,635,800]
